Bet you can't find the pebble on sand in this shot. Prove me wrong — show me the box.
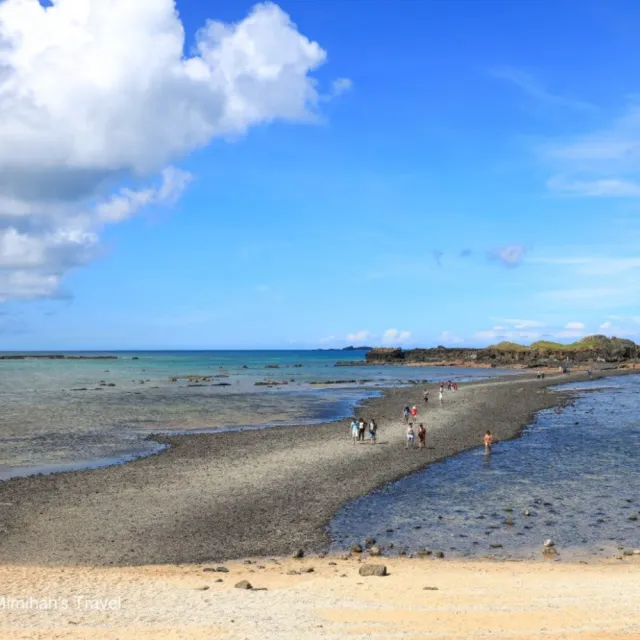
[234,580,253,589]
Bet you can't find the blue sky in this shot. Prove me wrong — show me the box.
[0,0,639,349]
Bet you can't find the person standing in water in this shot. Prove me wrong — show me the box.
[483,430,494,454]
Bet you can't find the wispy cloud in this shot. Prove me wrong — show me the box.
[381,328,411,345]
[491,67,595,111]
[547,176,640,197]
[439,330,464,345]
[329,77,353,98]
[539,287,625,302]
[346,330,371,342]
[488,244,527,267]
[494,318,546,329]
[543,104,640,198]
[431,250,444,268]
[529,255,640,277]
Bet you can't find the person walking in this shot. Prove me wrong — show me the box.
[423,389,429,405]
[439,389,444,405]
[417,423,426,449]
[369,418,377,444]
[410,405,418,421]
[403,405,410,424]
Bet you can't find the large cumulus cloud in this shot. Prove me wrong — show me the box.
[0,0,337,300]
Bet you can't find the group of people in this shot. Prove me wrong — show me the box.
[405,422,427,449]
[441,380,459,392]
[349,379,496,454]
[350,418,378,444]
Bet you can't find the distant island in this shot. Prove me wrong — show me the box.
[316,346,372,352]
[0,354,119,361]
[366,335,639,367]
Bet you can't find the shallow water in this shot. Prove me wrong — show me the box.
[0,350,512,479]
[330,375,640,560]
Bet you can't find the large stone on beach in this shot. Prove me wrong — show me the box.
[351,543,363,553]
[358,564,387,577]
[292,549,305,559]
[369,545,382,556]
[234,580,253,589]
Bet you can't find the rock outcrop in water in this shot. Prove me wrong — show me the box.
[366,336,639,368]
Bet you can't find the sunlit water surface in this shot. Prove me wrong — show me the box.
[331,375,640,560]
[0,350,512,479]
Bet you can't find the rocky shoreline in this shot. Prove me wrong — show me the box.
[366,335,639,368]
[0,369,634,567]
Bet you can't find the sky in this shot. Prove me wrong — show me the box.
[0,0,640,350]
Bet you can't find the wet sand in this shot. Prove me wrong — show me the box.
[0,369,632,566]
[2,555,639,639]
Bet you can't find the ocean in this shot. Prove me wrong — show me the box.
[0,350,508,480]
[330,374,640,560]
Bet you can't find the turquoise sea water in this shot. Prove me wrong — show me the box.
[0,350,510,480]
[330,375,640,560]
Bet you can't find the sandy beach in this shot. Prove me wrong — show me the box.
[0,369,631,566]
[1,555,639,639]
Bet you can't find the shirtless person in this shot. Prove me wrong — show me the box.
[423,390,429,405]
[484,430,494,454]
[417,423,426,449]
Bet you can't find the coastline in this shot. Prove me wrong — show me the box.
[0,368,634,567]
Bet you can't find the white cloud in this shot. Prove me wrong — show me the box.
[330,77,353,97]
[565,321,585,330]
[381,328,411,345]
[439,330,464,345]
[495,318,546,330]
[530,255,640,277]
[600,321,613,329]
[346,330,371,342]
[540,287,624,302]
[547,177,640,197]
[488,244,527,267]
[544,105,640,198]
[474,329,543,343]
[0,1,340,300]
[491,67,594,111]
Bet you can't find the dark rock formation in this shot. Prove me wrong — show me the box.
[365,336,639,367]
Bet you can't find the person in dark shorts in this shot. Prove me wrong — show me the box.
[369,419,377,444]
[417,423,426,449]
[358,419,366,441]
